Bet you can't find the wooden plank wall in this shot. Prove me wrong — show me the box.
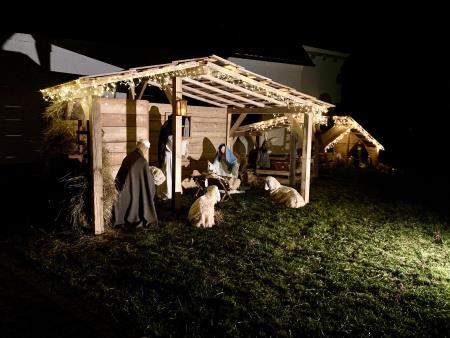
[100,98,151,178]
[334,132,379,165]
[146,103,227,174]
[100,98,227,178]
[0,88,44,164]
[334,132,360,160]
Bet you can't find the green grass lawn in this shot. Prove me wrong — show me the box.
[24,169,450,337]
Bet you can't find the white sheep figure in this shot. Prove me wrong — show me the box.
[264,176,305,208]
[188,185,221,228]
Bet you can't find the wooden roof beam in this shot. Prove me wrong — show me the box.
[228,106,305,115]
[230,113,248,134]
[80,62,204,88]
[202,74,284,106]
[137,79,149,100]
[207,62,332,108]
[182,84,245,107]
[181,92,227,107]
[183,77,264,107]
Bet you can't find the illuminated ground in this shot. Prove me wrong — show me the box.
[6,168,450,337]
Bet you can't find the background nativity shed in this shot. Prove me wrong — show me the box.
[231,114,327,183]
[321,116,384,166]
[41,55,333,235]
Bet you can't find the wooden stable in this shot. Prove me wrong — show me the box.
[99,98,227,178]
[41,55,333,234]
[231,112,321,184]
[321,116,384,166]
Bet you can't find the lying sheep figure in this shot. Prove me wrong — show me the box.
[149,166,166,186]
[264,176,305,208]
[225,176,241,191]
[188,185,221,228]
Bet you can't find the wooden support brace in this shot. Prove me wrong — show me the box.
[90,96,104,234]
[301,112,313,204]
[171,77,182,210]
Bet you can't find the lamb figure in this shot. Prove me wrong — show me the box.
[225,176,241,191]
[188,185,221,228]
[264,176,305,208]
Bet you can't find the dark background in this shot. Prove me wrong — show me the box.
[2,9,449,178]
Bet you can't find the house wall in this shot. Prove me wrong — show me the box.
[2,33,123,75]
[228,57,303,91]
[229,46,348,105]
[301,46,348,105]
[0,33,123,165]
[0,87,44,164]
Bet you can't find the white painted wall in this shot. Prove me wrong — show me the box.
[2,33,123,75]
[229,46,348,105]
[228,57,303,90]
[301,45,348,104]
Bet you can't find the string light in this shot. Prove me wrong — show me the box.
[324,116,384,151]
[242,113,328,134]
[40,57,333,126]
[41,65,206,103]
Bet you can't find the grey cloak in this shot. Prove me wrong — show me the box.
[112,149,158,228]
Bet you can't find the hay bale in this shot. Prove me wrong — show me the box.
[102,146,118,228]
[43,101,69,120]
[42,119,78,156]
[58,169,91,233]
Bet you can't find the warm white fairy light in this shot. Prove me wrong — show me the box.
[244,111,328,135]
[213,71,324,110]
[324,128,351,151]
[41,65,206,103]
[248,116,290,133]
[40,57,333,127]
[324,116,385,151]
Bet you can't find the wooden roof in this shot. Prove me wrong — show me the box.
[321,116,384,150]
[41,55,333,114]
[233,115,384,151]
[232,114,328,136]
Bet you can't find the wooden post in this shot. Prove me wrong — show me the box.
[286,113,297,186]
[230,113,247,135]
[346,131,350,166]
[289,131,297,186]
[226,110,233,148]
[301,112,313,204]
[313,130,320,178]
[90,96,104,234]
[171,77,182,210]
[130,82,136,100]
[137,79,149,100]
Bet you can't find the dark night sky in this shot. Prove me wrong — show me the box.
[9,9,450,175]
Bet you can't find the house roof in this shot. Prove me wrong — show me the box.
[32,32,315,68]
[41,55,334,114]
[322,116,384,150]
[230,46,315,66]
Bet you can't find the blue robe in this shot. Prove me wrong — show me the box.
[212,145,239,177]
